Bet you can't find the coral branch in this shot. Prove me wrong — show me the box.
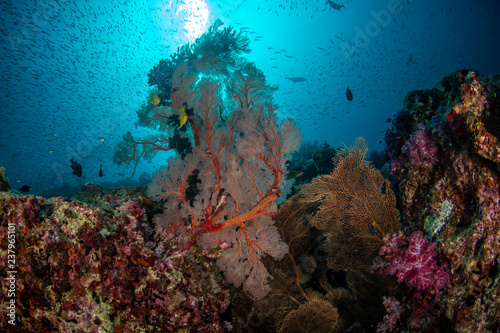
[113,131,172,171]
[197,192,280,234]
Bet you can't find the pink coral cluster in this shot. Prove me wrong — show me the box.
[401,126,439,169]
[381,70,500,331]
[377,296,403,333]
[371,231,451,300]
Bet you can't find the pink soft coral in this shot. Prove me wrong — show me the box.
[371,231,451,300]
[401,125,439,168]
[377,296,403,333]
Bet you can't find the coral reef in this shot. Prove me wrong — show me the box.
[3,24,498,333]
[0,186,230,332]
[383,69,500,332]
[236,69,499,333]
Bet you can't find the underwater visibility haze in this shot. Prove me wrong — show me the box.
[1,0,499,196]
[1,0,500,332]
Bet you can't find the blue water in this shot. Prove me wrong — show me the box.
[1,0,499,197]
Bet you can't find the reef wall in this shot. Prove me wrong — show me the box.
[384,69,500,332]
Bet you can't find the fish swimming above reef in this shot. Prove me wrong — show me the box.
[70,158,82,177]
[327,0,345,11]
[287,170,304,180]
[406,54,415,66]
[286,77,307,83]
[150,93,161,106]
[346,86,353,101]
[18,185,32,193]
[179,107,188,128]
[99,165,103,177]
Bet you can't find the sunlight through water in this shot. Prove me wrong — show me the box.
[172,0,210,42]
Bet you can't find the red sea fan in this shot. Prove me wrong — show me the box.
[148,83,302,299]
[136,20,302,299]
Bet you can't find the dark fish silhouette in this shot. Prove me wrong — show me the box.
[287,170,304,180]
[327,0,345,11]
[70,158,82,177]
[286,77,307,83]
[99,165,103,177]
[406,54,415,66]
[18,185,32,193]
[346,86,353,101]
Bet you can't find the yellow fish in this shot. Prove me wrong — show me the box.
[150,93,161,106]
[179,107,188,128]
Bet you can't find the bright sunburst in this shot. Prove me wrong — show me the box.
[175,0,210,42]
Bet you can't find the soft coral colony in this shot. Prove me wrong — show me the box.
[379,69,500,332]
[115,19,302,299]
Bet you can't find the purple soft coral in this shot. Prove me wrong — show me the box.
[401,126,439,168]
[377,296,404,333]
[371,231,450,300]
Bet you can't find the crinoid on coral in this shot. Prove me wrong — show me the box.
[183,18,250,75]
[147,58,176,93]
